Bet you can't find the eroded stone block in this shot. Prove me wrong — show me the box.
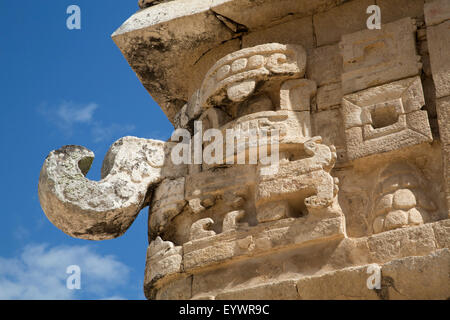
[426,20,450,98]
[340,18,421,94]
[306,44,342,86]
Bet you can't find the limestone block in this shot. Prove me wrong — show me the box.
[378,0,424,24]
[426,20,450,98]
[367,223,437,264]
[199,43,307,109]
[314,0,375,46]
[340,18,421,94]
[312,109,346,151]
[38,137,166,240]
[297,249,450,300]
[280,79,317,112]
[380,249,450,299]
[297,265,380,299]
[216,280,299,300]
[149,177,186,235]
[183,216,345,271]
[242,17,314,49]
[436,96,450,145]
[210,0,338,31]
[437,97,450,212]
[432,219,450,248]
[306,44,342,86]
[153,276,193,300]
[317,83,342,111]
[341,77,432,160]
[424,0,450,26]
[256,201,291,223]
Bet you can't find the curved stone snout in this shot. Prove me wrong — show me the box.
[38,137,166,240]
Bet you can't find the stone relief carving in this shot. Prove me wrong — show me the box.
[341,76,433,160]
[370,162,437,234]
[39,0,450,299]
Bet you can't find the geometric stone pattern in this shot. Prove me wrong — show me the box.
[342,76,433,160]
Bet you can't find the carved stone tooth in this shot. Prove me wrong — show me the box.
[190,218,216,241]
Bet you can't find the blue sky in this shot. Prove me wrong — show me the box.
[0,1,173,299]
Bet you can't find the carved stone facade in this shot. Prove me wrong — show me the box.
[38,0,449,299]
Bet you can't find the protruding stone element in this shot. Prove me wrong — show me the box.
[339,17,421,94]
[199,43,307,110]
[222,210,245,232]
[341,76,432,160]
[190,218,216,241]
[38,137,166,240]
[149,177,186,235]
[144,237,182,290]
[280,79,317,111]
[256,136,338,214]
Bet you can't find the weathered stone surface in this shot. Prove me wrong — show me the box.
[341,77,433,160]
[340,18,421,95]
[183,216,345,271]
[138,0,174,10]
[380,249,450,300]
[216,280,299,300]
[426,20,450,98]
[149,177,186,236]
[306,44,342,86]
[280,79,317,111]
[378,0,424,24]
[367,223,437,263]
[144,237,183,286]
[297,265,380,299]
[316,83,342,111]
[242,17,314,49]
[297,249,450,300]
[38,137,166,240]
[314,0,375,46]
[424,0,450,26]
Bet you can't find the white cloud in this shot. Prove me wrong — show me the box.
[38,102,135,142]
[0,244,131,300]
[56,102,98,124]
